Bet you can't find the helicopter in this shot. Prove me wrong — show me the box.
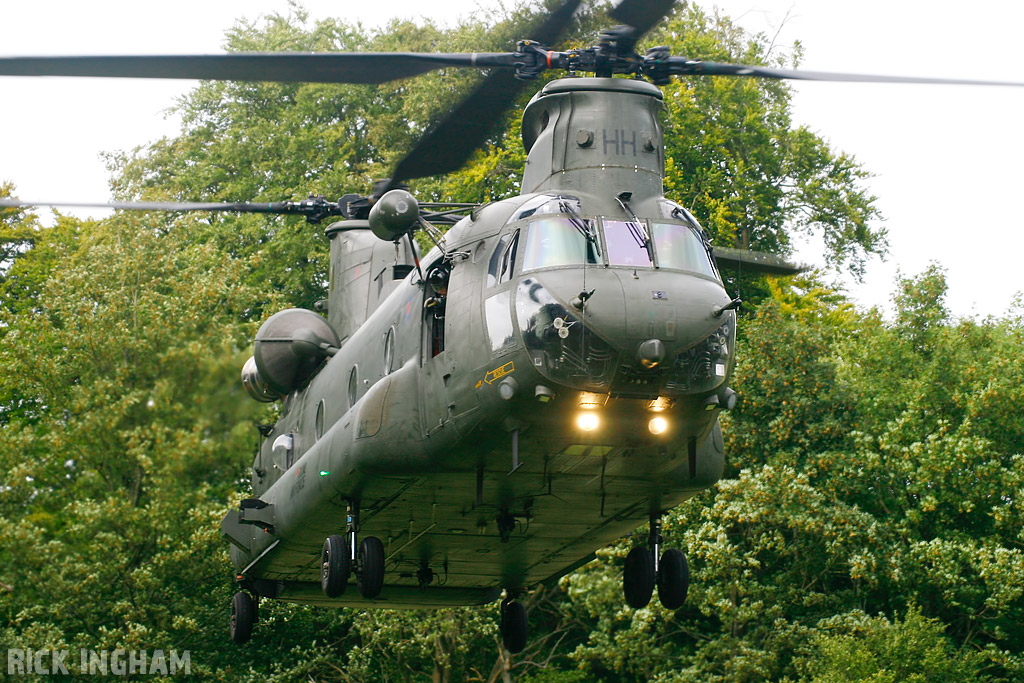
[3,0,1023,655]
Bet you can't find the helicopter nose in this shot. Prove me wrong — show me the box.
[635,338,666,369]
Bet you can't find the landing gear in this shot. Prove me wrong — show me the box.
[500,598,528,654]
[623,546,656,608]
[230,591,256,644]
[623,513,690,609]
[321,500,386,599]
[321,534,349,598]
[357,536,385,599]
[657,547,689,609]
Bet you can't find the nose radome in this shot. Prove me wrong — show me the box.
[636,338,666,369]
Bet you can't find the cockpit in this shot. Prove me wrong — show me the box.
[485,194,719,281]
[478,193,734,399]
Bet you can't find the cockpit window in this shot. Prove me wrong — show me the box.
[512,194,582,222]
[522,217,600,272]
[603,220,652,267]
[651,222,717,277]
[487,231,519,287]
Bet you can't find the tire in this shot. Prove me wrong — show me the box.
[230,591,255,644]
[657,548,690,609]
[623,546,656,608]
[500,600,528,654]
[357,536,385,599]
[321,534,349,598]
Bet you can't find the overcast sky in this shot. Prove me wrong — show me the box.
[2,0,1022,318]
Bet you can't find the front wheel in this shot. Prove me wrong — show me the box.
[623,546,655,608]
[357,536,385,599]
[321,534,350,598]
[657,548,689,609]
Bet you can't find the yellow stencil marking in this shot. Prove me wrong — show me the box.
[484,361,515,385]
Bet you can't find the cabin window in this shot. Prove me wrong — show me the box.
[522,217,600,271]
[484,291,516,354]
[603,220,653,267]
[383,327,395,375]
[651,222,717,277]
[348,366,358,408]
[315,400,325,440]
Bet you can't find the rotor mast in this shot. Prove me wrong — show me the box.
[521,77,666,206]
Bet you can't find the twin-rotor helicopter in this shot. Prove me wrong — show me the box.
[3,0,1022,653]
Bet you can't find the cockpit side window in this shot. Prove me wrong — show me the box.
[522,217,600,272]
[487,230,519,287]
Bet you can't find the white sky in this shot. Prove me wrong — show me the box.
[2,0,1022,319]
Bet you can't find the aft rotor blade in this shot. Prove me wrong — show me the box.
[1,198,288,212]
[666,58,1024,87]
[609,0,677,36]
[386,0,582,187]
[0,52,515,85]
[0,198,349,225]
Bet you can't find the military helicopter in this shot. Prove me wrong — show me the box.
[3,0,1023,654]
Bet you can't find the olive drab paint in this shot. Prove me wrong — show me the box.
[222,77,737,610]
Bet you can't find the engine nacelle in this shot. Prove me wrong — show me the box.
[253,309,340,396]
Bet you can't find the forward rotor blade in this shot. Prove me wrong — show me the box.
[667,58,1024,87]
[0,52,515,85]
[386,0,582,187]
[713,246,805,277]
[609,0,677,36]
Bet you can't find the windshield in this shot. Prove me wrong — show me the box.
[603,220,652,267]
[651,222,717,277]
[522,217,600,271]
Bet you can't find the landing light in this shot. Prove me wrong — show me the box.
[648,417,669,435]
[576,412,600,432]
[578,391,608,410]
[647,396,672,412]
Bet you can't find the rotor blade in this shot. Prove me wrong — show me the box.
[2,198,277,211]
[713,246,805,277]
[0,52,515,85]
[0,198,308,214]
[609,0,677,36]
[667,58,1024,87]
[386,0,582,187]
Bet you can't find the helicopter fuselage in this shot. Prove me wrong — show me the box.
[222,77,737,607]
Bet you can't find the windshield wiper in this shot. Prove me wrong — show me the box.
[615,192,654,263]
[560,199,597,247]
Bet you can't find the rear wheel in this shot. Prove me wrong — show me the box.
[500,599,528,654]
[230,591,255,644]
[623,546,656,608]
[357,536,385,599]
[657,548,689,609]
[321,534,349,598]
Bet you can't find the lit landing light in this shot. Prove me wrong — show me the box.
[647,396,672,412]
[648,416,669,435]
[576,412,600,432]
[578,391,608,410]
